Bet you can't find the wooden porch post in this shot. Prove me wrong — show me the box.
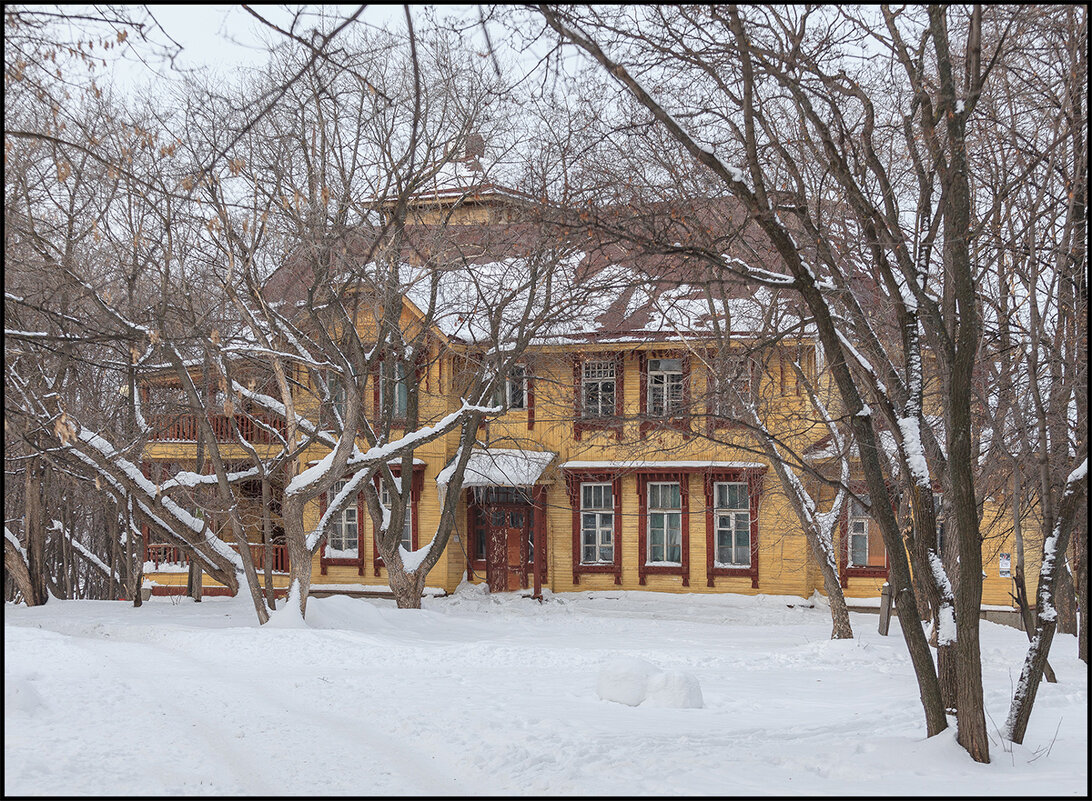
[532,486,544,600]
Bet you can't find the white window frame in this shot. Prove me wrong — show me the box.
[714,481,750,567]
[647,481,682,564]
[327,480,359,556]
[381,481,414,551]
[581,359,616,419]
[647,357,684,416]
[580,482,614,565]
[848,497,874,568]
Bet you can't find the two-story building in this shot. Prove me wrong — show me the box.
[139,164,1035,617]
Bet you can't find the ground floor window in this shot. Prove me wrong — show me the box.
[381,483,414,551]
[647,481,683,564]
[327,480,359,556]
[714,482,750,566]
[848,496,885,568]
[580,482,614,564]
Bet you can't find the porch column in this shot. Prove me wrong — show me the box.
[532,486,545,600]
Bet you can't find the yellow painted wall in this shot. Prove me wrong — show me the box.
[142,307,1035,613]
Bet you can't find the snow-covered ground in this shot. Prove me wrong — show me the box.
[5,587,1086,796]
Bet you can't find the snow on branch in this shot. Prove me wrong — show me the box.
[49,520,120,582]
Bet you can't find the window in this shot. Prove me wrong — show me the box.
[714,482,750,566]
[580,483,614,564]
[647,358,684,416]
[381,482,414,551]
[494,364,527,410]
[848,496,885,568]
[582,360,616,418]
[380,361,408,418]
[647,481,683,563]
[327,480,359,556]
[329,376,347,425]
[710,353,752,417]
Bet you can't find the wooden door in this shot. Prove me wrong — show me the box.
[484,505,530,592]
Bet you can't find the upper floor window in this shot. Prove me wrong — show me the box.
[710,353,753,417]
[329,376,347,425]
[582,360,616,418]
[580,482,614,565]
[647,481,683,564]
[714,482,750,566]
[647,358,684,416]
[495,364,527,410]
[380,361,408,419]
[327,480,359,556]
[381,483,414,551]
[848,496,885,568]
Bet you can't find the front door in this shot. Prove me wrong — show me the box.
[484,505,531,592]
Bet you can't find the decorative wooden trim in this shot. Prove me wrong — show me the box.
[839,482,891,586]
[565,470,624,586]
[636,471,690,586]
[465,495,487,577]
[319,482,365,576]
[638,349,691,439]
[572,352,624,441]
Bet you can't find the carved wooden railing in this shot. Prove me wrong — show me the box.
[149,413,287,443]
[144,542,289,573]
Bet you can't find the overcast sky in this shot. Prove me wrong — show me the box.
[107,5,433,92]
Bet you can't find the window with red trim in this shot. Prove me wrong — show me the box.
[573,353,624,440]
[638,351,691,436]
[325,479,361,558]
[579,482,615,565]
[847,496,886,569]
[381,481,415,552]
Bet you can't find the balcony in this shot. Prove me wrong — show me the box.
[144,542,290,573]
[149,413,287,444]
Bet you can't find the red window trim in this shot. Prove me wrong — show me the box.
[564,470,623,585]
[704,469,766,588]
[572,352,625,441]
[838,483,891,587]
[636,470,690,586]
[638,350,691,439]
[372,463,425,577]
[320,478,365,576]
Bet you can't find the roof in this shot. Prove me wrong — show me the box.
[437,447,556,488]
[261,195,818,348]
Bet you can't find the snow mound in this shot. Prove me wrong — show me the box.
[5,676,47,715]
[597,656,703,708]
[643,670,704,708]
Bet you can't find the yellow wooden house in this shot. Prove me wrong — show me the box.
[138,165,1037,618]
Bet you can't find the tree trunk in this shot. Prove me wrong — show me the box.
[1014,563,1057,683]
[24,455,48,606]
[1054,559,1077,635]
[1077,502,1088,663]
[261,475,276,610]
[186,560,203,602]
[1006,463,1088,743]
[4,534,39,606]
[283,498,312,618]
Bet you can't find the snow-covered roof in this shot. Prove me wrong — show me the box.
[437,447,556,488]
